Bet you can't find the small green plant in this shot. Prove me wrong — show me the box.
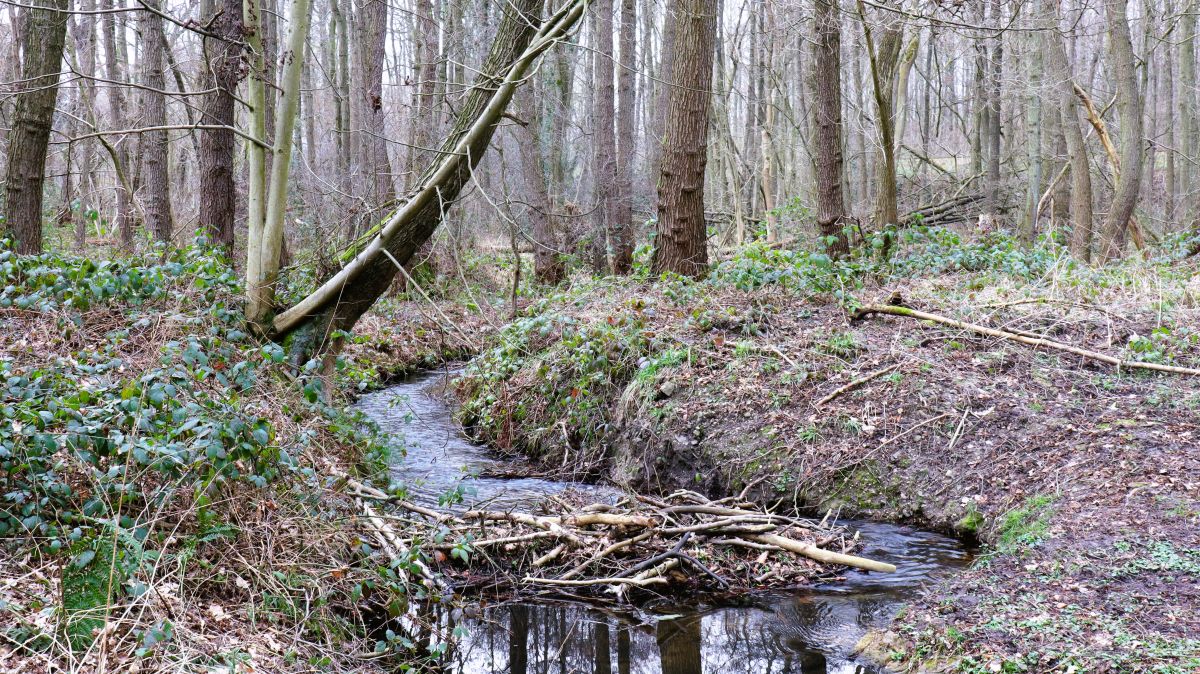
[994,494,1056,554]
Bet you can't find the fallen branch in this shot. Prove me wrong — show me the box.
[747,534,897,573]
[816,363,900,406]
[851,304,1200,376]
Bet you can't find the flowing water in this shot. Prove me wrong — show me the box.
[356,369,972,674]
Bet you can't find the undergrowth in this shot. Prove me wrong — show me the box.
[0,242,433,672]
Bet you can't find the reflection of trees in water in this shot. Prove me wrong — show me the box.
[445,600,878,674]
[657,614,702,674]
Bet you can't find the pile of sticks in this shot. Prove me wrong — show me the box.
[374,487,896,601]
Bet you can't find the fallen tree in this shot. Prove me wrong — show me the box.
[268,0,586,362]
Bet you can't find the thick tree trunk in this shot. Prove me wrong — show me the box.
[611,0,637,273]
[140,0,174,243]
[199,0,244,251]
[409,0,440,185]
[3,0,71,254]
[650,0,716,277]
[1041,0,1093,261]
[355,0,395,215]
[811,0,850,257]
[271,0,576,354]
[1098,0,1143,261]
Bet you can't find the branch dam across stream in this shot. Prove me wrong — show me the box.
[355,369,974,673]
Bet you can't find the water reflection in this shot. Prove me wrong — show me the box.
[359,371,971,674]
[444,600,883,674]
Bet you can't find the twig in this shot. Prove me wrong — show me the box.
[815,363,901,406]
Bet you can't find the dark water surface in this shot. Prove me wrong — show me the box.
[355,370,972,673]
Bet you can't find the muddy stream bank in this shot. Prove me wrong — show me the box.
[355,370,973,673]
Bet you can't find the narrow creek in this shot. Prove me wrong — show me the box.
[356,369,972,674]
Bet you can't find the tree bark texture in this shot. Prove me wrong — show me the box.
[591,0,617,272]
[140,0,174,243]
[651,0,716,277]
[811,0,851,257]
[1099,0,1144,261]
[199,0,244,250]
[3,0,71,254]
[611,0,637,273]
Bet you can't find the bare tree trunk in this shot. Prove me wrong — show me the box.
[140,0,174,243]
[1099,0,1143,261]
[515,85,564,284]
[611,0,637,273]
[101,0,135,246]
[355,0,395,216]
[811,0,850,257]
[70,0,98,250]
[1042,0,1093,261]
[985,0,1003,225]
[247,0,314,327]
[3,0,71,254]
[591,0,617,271]
[859,1,903,229]
[409,0,440,186]
[1022,30,1043,245]
[1166,0,1178,229]
[199,0,244,251]
[1181,0,1197,228]
[650,0,716,277]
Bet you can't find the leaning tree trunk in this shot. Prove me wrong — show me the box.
[650,0,717,278]
[1041,0,1093,261]
[140,0,174,243]
[811,0,850,258]
[270,0,582,359]
[1098,0,1143,262]
[198,0,244,251]
[3,0,71,254]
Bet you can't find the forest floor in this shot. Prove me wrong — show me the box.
[0,247,470,673]
[453,244,1200,673]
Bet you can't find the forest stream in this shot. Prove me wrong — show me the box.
[356,369,974,674]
